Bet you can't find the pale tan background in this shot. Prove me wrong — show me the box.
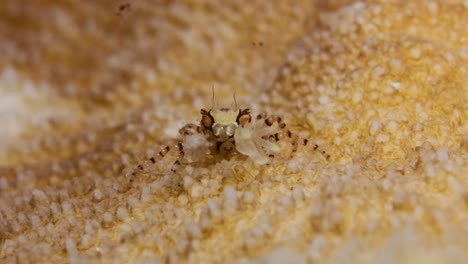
[0,0,467,263]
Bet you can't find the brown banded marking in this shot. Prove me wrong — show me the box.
[256,112,267,120]
[265,116,286,129]
[133,142,185,174]
[158,146,171,158]
[260,131,330,159]
[179,123,204,136]
[170,143,184,172]
[256,112,331,160]
[256,112,287,130]
[171,160,182,173]
[133,124,202,174]
[116,3,131,16]
[255,112,297,154]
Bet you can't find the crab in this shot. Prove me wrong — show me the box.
[125,105,330,175]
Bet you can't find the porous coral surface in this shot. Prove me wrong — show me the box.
[1,0,467,263]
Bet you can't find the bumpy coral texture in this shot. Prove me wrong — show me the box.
[1,0,467,263]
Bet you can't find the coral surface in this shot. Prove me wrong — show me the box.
[1,0,467,263]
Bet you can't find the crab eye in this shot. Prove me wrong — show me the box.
[237,113,251,127]
[201,114,213,128]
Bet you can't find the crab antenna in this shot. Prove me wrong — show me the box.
[233,89,238,108]
[211,84,215,109]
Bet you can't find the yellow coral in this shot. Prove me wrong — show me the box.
[0,0,467,263]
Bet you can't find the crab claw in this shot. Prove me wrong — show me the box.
[234,121,280,165]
